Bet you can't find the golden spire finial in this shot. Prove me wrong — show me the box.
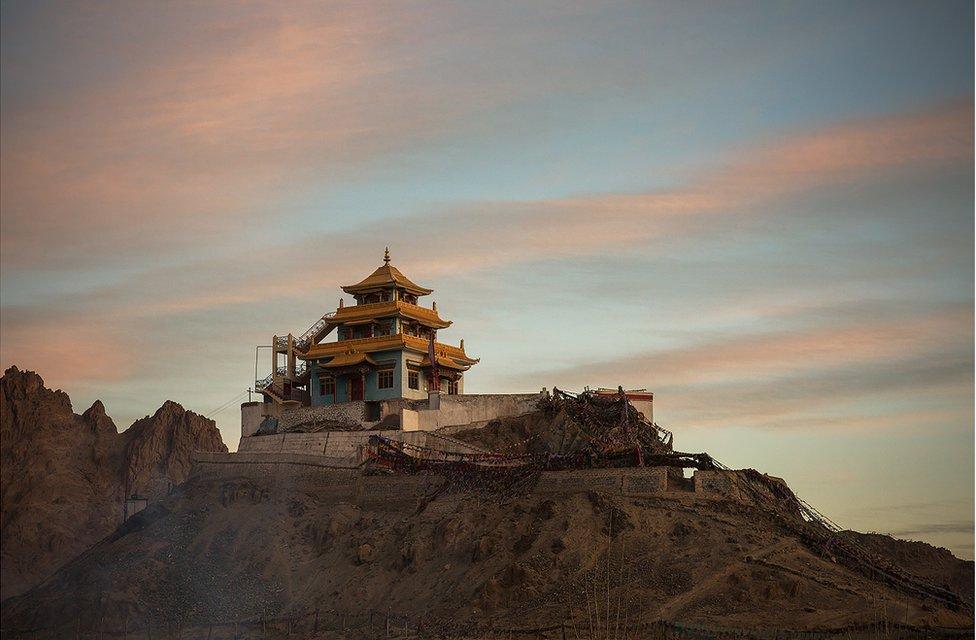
[383,247,391,265]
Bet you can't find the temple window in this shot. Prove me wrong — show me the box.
[320,376,335,396]
[408,371,419,390]
[378,369,394,390]
[448,379,459,395]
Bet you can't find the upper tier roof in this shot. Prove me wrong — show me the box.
[341,249,433,296]
[331,300,451,329]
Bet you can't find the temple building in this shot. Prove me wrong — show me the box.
[256,249,479,407]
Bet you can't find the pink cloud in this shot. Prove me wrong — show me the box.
[0,2,529,268]
[1,99,970,391]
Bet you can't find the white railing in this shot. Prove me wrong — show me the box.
[273,312,337,352]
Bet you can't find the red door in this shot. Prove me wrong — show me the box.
[350,376,364,401]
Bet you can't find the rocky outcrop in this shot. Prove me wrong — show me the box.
[0,366,226,600]
[123,400,228,501]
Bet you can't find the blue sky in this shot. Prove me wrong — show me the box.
[1,0,973,557]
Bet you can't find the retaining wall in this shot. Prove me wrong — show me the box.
[193,452,676,501]
[245,393,544,438]
[416,393,545,431]
[277,402,369,430]
[241,402,285,438]
[236,430,488,465]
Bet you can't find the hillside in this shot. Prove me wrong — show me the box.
[1,454,971,637]
[0,367,227,600]
[1,372,971,638]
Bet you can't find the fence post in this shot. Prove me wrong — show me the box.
[75,617,81,640]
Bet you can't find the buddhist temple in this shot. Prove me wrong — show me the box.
[255,249,479,407]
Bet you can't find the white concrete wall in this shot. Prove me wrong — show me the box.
[400,408,420,431]
[631,399,653,423]
[417,393,544,431]
[241,401,283,438]
[247,392,543,436]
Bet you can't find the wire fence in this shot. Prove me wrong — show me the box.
[1,609,972,640]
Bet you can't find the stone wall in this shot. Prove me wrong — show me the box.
[236,430,487,465]
[693,470,742,500]
[194,452,673,500]
[277,402,369,430]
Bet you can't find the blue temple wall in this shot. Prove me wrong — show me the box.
[309,359,349,405]
[309,350,406,405]
[364,349,403,401]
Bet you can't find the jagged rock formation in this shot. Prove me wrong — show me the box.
[122,400,227,500]
[0,367,227,600]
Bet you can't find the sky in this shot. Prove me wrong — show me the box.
[1,1,973,558]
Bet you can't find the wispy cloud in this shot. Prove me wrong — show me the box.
[2,98,971,392]
[0,1,534,269]
[889,522,975,537]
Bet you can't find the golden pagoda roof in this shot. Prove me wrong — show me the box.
[419,355,472,371]
[341,249,433,296]
[331,300,451,329]
[321,352,378,369]
[303,333,478,365]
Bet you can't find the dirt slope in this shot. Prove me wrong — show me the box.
[0,367,227,600]
[2,464,971,636]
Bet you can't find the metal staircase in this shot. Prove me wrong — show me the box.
[273,312,337,354]
[256,312,336,404]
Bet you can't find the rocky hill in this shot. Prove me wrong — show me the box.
[1,371,971,638]
[2,455,973,637]
[0,367,227,600]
